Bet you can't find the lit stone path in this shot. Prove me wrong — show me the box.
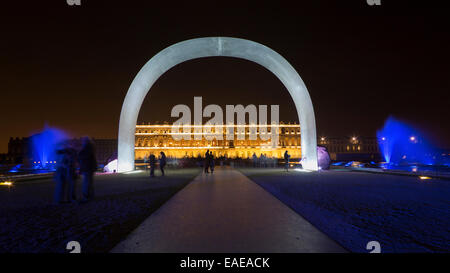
[111,167,346,253]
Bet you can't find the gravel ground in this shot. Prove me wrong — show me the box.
[0,168,201,253]
[238,168,450,253]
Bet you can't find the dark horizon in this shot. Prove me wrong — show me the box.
[1,0,449,153]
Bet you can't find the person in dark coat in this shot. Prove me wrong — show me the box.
[204,150,210,174]
[159,151,166,176]
[284,150,291,172]
[259,153,265,168]
[149,154,156,177]
[78,137,97,202]
[252,153,258,168]
[54,141,77,204]
[209,151,215,174]
[66,146,78,202]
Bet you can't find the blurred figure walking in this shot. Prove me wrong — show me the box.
[149,154,156,177]
[159,151,167,176]
[284,150,291,172]
[252,153,258,168]
[204,150,210,174]
[54,141,77,204]
[259,154,265,168]
[66,145,78,202]
[78,137,97,202]
[209,151,215,174]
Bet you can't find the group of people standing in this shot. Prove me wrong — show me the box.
[204,150,215,174]
[145,151,167,177]
[54,137,97,204]
[251,153,272,168]
[251,151,291,171]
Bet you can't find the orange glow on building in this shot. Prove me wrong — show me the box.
[135,122,301,159]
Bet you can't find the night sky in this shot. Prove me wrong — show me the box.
[0,0,449,153]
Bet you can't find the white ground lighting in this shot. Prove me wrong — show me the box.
[118,37,318,172]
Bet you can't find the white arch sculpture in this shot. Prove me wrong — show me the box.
[118,37,318,172]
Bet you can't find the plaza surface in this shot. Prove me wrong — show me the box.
[111,167,346,253]
[2,165,447,253]
[0,168,200,253]
[239,168,450,252]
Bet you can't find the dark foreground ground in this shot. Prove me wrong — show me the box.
[0,168,200,253]
[238,168,450,253]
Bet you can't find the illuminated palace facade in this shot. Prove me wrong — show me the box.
[135,122,301,159]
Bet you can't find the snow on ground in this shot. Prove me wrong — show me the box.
[0,168,200,253]
[239,168,450,253]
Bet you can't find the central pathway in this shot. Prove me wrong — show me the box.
[111,167,346,253]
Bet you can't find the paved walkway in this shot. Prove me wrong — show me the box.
[111,167,346,253]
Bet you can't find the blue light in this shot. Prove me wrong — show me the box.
[30,126,69,170]
[8,164,21,173]
[377,117,437,166]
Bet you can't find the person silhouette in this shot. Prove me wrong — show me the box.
[209,151,215,174]
[149,154,156,177]
[159,151,166,176]
[78,137,97,202]
[284,150,291,172]
[204,150,210,174]
[54,140,77,204]
[252,153,257,168]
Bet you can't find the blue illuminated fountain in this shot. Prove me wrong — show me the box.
[30,126,69,170]
[377,117,437,168]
